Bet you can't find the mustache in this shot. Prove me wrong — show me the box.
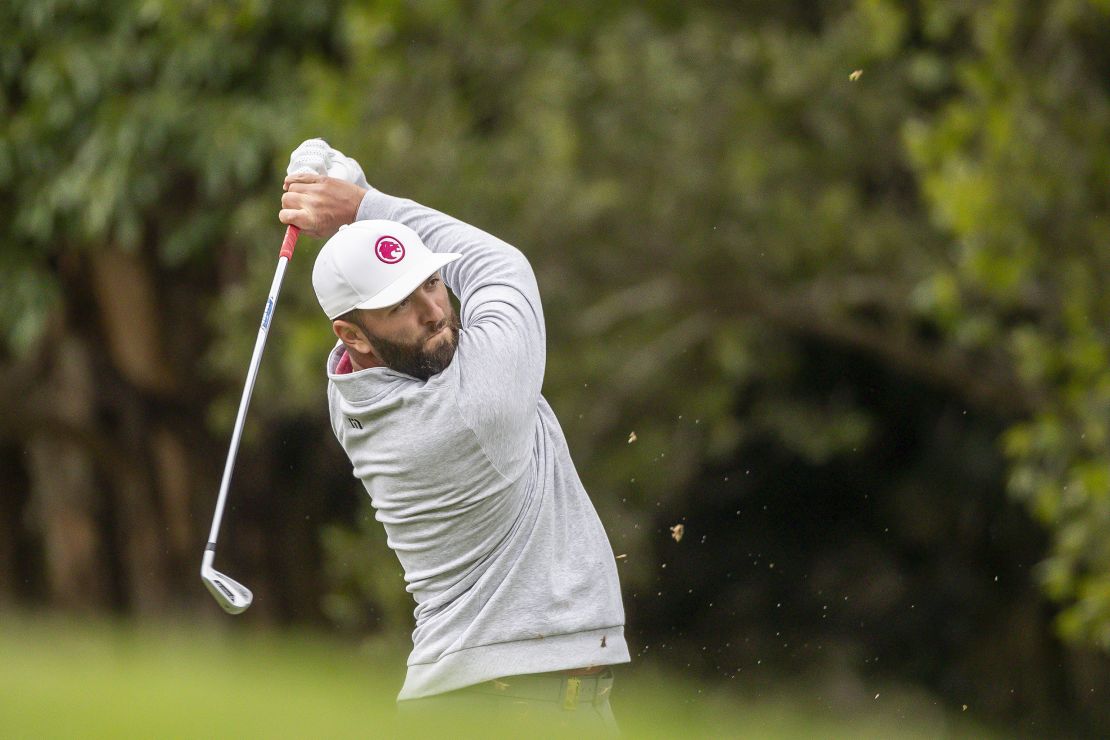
[429,313,462,339]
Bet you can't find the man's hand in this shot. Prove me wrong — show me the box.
[279,173,368,239]
[280,138,370,238]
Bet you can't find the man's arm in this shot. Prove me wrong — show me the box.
[282,173,546,477]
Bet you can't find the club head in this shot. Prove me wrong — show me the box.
[201,551,253,615]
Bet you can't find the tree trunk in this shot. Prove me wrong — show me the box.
[86,247,182,614]
[24,332,111,610]
[0,443,27,605]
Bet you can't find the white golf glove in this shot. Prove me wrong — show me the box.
[287,138,369,188]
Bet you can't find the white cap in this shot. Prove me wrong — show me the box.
[312,220,461,319]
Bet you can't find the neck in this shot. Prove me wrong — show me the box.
[347,347,382,372]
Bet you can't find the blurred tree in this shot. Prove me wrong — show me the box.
[905,0,1110,648]
[0,0,345,613]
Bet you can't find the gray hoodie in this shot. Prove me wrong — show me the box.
[325,188,630,700]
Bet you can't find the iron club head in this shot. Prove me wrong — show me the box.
[201,549,253,615]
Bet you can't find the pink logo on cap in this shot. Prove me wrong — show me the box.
[375,236,405,264]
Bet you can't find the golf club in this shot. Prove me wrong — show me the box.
[201,223,301,614]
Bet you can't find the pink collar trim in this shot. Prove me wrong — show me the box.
[336,349,353,375]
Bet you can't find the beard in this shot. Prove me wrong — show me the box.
[367,310,461,381]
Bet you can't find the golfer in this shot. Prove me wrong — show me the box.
[278,141,629,730]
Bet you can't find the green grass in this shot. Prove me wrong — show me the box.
[0,613,997,739]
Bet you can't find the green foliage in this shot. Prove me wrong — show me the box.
[906,0,1110,647]
[319,501,413,633]
[0,0,337,356]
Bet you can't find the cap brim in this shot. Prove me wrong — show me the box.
[348,252,462,313]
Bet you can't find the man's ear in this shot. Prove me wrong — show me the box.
[332,319,373,356]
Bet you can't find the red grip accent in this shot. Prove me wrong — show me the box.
[279,225,300,260]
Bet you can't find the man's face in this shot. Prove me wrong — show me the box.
[334,273,460,380]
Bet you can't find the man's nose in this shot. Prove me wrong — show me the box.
[416,294,445,325]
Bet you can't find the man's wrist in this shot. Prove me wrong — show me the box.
[354,186,388,223]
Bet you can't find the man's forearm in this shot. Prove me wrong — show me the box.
[354,188,542,324]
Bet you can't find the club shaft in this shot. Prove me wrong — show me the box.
[206,227,299,547]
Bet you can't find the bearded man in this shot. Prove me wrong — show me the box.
[278,140,629,731]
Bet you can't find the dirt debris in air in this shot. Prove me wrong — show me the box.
[670,523,685,543]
